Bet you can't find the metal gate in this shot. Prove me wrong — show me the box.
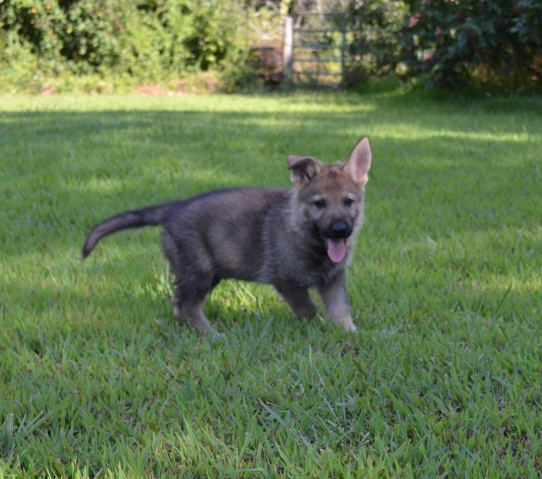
[283,12,349,87]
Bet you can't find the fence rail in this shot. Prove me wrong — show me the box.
[283,12,349,87]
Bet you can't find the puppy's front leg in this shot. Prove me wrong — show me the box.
[318,272,356,332]
[275,285,318,320]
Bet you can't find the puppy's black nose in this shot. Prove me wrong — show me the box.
[328,221,350,239]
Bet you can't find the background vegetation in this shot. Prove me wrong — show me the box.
[0,0,259,93]
[1,91,541,476]
[400,0,542,90]
[1,0,541,93]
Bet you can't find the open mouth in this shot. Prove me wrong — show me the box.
[326,238,347,263]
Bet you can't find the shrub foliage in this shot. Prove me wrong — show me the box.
[0,0,541,91]
[400,0,542,89]
[341,0,541,90]
[0,0,250,90]
[344,0,408,85]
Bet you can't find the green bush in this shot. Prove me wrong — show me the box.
[400,0,542,90]
[0,0,253,91]
[2,0,541,92]
[294,0,542,91]
[344,0,408,86]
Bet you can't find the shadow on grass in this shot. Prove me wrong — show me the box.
[1,105,539,261]
[0,263,332,343]
[1,247,538,349]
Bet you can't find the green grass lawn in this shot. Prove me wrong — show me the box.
[0,91,541,478]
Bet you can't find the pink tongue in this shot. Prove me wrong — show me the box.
[326,239,346,263]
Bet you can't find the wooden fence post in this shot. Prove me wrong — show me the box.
[340,17,346,86]
[283,15,294,80]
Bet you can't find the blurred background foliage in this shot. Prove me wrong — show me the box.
[0,0,540,92]
[400,0,542,90]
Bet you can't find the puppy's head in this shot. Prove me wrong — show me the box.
[288,137,372,263]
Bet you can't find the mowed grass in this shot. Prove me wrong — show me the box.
[0,91,541,478]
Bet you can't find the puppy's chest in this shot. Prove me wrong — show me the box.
[263,250,344,287]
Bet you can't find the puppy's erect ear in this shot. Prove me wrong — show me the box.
[288,156,322,187]
[342,136,372,188]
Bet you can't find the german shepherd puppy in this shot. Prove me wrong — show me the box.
[83,137,372,334]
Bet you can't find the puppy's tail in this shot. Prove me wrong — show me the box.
[82,202,174,259]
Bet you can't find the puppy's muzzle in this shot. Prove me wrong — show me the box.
[326,220,352,240]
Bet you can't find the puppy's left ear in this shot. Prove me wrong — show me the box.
[288,156,322,187]
[343,136,372,188]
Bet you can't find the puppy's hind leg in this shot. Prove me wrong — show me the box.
[172,281,216,334]
[163,232,219,335]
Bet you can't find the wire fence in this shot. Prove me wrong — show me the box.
[283,12,354,87]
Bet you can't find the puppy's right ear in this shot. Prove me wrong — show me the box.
[288,156,322,187]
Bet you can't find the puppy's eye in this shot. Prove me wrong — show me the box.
[313,199,326,209]
[344,198,354,207]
